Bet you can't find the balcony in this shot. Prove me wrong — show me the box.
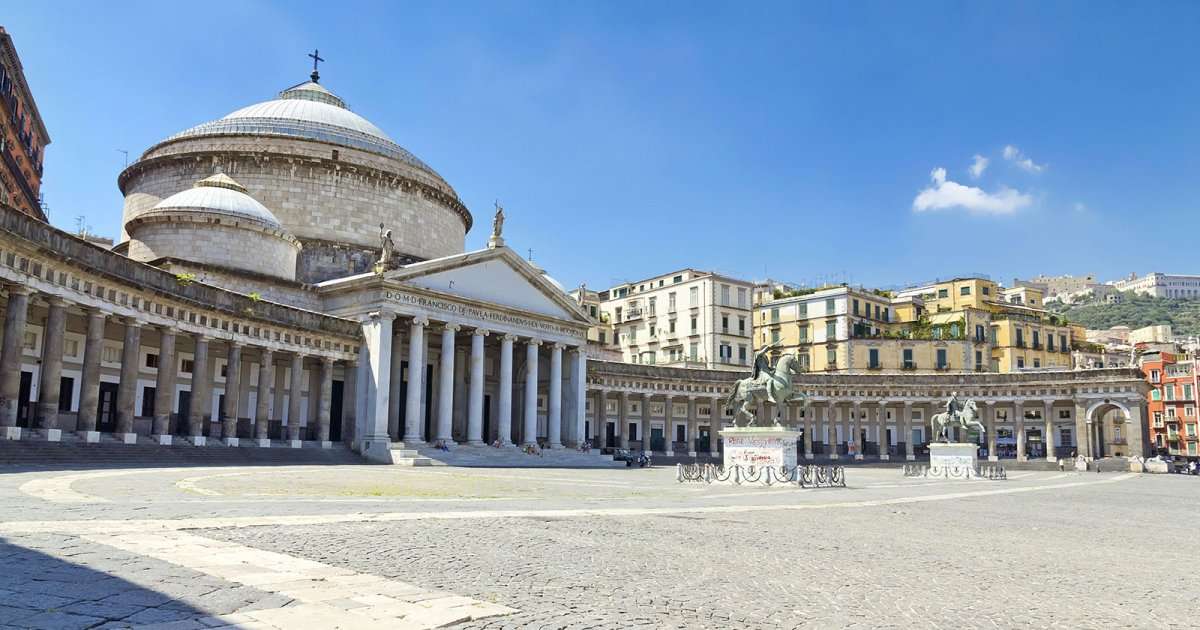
[935,364,950,371]
[1015,340,1026,348]
[1032,342,1042,350]
[867,363,882,370]
[624,308,643,321]
[902,362,916,370]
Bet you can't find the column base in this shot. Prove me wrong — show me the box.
[906,454,916,461]
[256,438,271,448]
[1046,456,1056,463]
[988,455,999,462]
[320,441,332,449]
[854,454,864,461]
[359,437,394,463]
[879,454,889,461]
[80,431,100,443]
[830,453,840,460]
[522,441,537,448]
[664,451,674,457]
[547,442,564,449]
[223,437,240,447]
[709,452,719,458]
[289,440,302,449]
[803,452,813,459]
[189,436,206,447]
[154,434,172,446]
[119,433,138,445]
[45,429,61,442]
[466,439,485,446]
[2,427,20,440]
[687,451,698,457]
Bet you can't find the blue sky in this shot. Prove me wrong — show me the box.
[6,2,1200,290]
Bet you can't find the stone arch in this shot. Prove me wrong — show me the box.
[1086,399,1133,458]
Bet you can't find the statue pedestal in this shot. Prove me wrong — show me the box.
[720,427,800,469]
[929,442,978,471]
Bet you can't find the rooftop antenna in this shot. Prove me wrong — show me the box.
[117,149,128,168]
[528,248,533,261]
[308,49,325,83]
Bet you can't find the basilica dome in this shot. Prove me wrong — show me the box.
[117,75,472,284]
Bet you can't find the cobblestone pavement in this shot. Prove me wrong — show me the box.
[1,464,1197,628]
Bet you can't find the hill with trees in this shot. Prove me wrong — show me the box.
[1050,294,1200,336]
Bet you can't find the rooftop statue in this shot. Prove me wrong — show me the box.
[376,222,397,270]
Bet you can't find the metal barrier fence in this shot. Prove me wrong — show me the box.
[676,463,846,488]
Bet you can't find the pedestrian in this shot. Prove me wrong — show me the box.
[1057,457,1064,472]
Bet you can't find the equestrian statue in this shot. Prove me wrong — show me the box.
[930,392,985,442]
[723,341,808,427]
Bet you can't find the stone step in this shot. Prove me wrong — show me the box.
[0,436,364,468]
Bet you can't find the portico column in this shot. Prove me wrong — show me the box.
[877,401,889,460]
[287,353,305,444]
[255,349,274,445]
[0,286,31,433]
[115,318,143,441]
[903,401,915,460]
[341,359,358,445]
[663,395,674,456]
[435,324,459,445]
[35,298,67,439]
[803,404,814,459]
[359,312,394,461]
[815,404,827,458]
[547,342,564,448]
[317,356,334,447]
[1043,401,1055,462]
[222,342,242,445]
[852,401,863,460]
[709,396,721,457]
[593,389,605,447]
[570,348,586,448]
[497,334,515,446]
[618,391,629,449]
[388,325,404,440]
[76,309,105,440]
[466,328,488,445]
[687,396,698,457]
[522,338,541,447]
[1015,401,1026,461]
[188,335,211,445]
[152,327,177,443]
[404,317,429,444]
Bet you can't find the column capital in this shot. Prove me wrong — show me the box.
[551,342,567,351]
[321,355,335,365]
[472,327,491,337]
[157,323,178,334]
[411,316,430,327]
[4,284,33,296]
[502,333,519,343]
[44,296,70,308]
[366,310,397,322]
[526,338,543,347]
[569,346,586,356]
[122,316,147,327]
[442,323,461,333]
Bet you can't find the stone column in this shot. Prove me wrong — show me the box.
[255,349,274,446]
[1074,400,1089,459]
[1043,401,1055,462]
[851,401,863,460]
[687,396,699,457]
[0,286,31,435]
[76,309,105,441]
[188,335,211,445]
[522,338,541,447]
[710,396,721,457]
[663,395,674,456]
[815,404,826,458]
[497,334,515,446]
[593,389,605,447]
[115,318,143,442]
[35,298,67,440]
[1015,401,1026,461]
[466,328,488,445]
[287,353,305,445]
[618,391,629,449]
[983,401,997,461]
[435,324,459,445]
[222,342,242,445]
[803,404,815,459]
[152,327,177,444]
[388,325,405,440]
[360,312,395,462]
[570,348,587,448]
[403,317,428,444]
[317,356,334,447]
[877,401,889,460]
[903,401,915,460]
[547,342,563,448]
[341,359,358,445]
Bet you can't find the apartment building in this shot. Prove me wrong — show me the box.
[1142,352,1199,456]
[0,27,51,221]
[1111,272,1200,299]
[595,269,754,371]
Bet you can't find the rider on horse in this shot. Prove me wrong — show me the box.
[945,391,961,421]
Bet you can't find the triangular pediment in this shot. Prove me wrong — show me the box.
[384,247,590,324]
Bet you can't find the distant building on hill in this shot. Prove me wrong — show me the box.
[1110,272,1200,299]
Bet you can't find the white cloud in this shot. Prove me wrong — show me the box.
[968,154,989,179]
[912,166,1032,215]
[1002,144,1045,173]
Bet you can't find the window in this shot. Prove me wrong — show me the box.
[629,327,637,342]
[960,286,970,296]
[1186,384,1194,400]
[770,308,780,323]
[141,386,156,417]
[1032,331,1040,348]
[826,347,837,367]
[936,349,947,369]
[738,345,747,364]
[690,316,697,332]
[598,331,606,344]
[1033,358,1041,368]
[669,320,676,334]
[770,329,780,343]
[868,348,880,369]
[903,348,914,369]
[1151,389,1161,401]
[1166,385,1175,402]
[983,286,991,296]
[181,359,194,374]
[673,275,683,284]
[975,325,985,342]
[1047,335,1055,351]
[1017,357,1025,369]
[797,303,807,318]
[58,376,74,412]
[1016,329,1025,347]
[1059,334,1067,351]
[1187,423,1197,437]
[721,285,731,306]
[938,288,949,299]
[145,353,159,368]
[689,343,699,361]
[826,298,836,314]
[1150,370,1161,383]
[689,287,699,307]
[1188,406,1196,418]
[737,287,747,308]
[825,321,837,340]
[719,344,732,362]
[798,325,809,343]
[852,299,860,315]
[738,317,746,334]
[648,324,656,337]
[721,315,729,332]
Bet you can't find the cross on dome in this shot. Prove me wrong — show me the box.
[308,49,325,83]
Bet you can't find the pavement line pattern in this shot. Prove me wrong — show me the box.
[81,530,516,629]
[1,473,1135,536]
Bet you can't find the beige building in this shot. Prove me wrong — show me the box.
[594,269,754,371]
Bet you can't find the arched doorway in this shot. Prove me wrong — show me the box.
[1086,400,1132,459]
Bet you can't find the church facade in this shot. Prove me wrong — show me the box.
[0,70,1152,464]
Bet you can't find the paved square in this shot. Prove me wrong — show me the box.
[0,464,1196,628]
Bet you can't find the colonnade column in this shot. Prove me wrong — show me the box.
[618,391,629,449]
[115,318,143,442]
[1015,400,1026,461]
[570,348,587,448]
[466,328,488,445]
[709,396,721,457]
[287,352,304,446]
[317,356,334,447]
[341,359,358,445]
[522,338,541,447]
[0,286,31,435]
[814,404,826,458]
[497,334,515,446]
[639,393,650,452]
[851,402,863,460]
[76,308,105,441]
[152,327,177,444]
[222,342,242,446]
[403,317,428,445]
[663,395,674,456]
[435,324,459,445]
[877,401,889,460]
[983,401,996,461]
[359,312,394,461]
[35,298,67,440]
[1074,400,1089,459]
[829,405,841,460]
[802,404,814,459]
[188,334,211,445]
[547,343,563,449]
[1043,401,1055,462]
[592,389,605,448]
[687,396,698,457]
[255,349,274,446]
[903,402,914,460]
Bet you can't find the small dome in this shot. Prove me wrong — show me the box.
[149,174,283,229]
